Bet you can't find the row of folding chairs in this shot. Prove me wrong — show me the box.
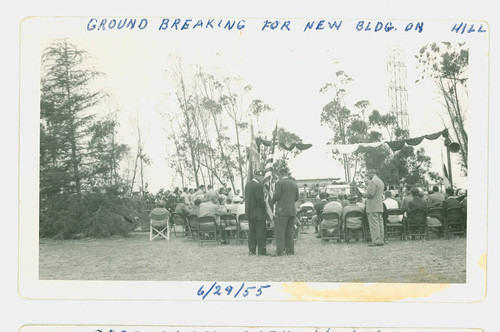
[318,207,466,243]
[297,207,316,229]
[153,212,280,246]
[384,207,466,241]
[166,213,251,245]
[319,210,365,243]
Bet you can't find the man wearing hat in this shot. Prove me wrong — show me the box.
[272,170,299,255]
[365,169,385,246]
[442,187,461,211]
[245,170,268,255]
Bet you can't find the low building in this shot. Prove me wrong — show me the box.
[296,177,341,188]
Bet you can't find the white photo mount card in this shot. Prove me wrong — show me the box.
[19,16,488,302]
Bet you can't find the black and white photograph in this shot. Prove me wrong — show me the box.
[18,17,488,301]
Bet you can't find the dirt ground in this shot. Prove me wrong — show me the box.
[39,226,466,283]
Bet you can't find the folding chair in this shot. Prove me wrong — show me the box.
[186,214,199,240]
[427,207,444,238]
[462,206,467,235]
[170,213,188,238]
[298,206,315,229]
[444,207,464,239]
[404,208,428,240]
[237,213,249,243]
[384,208,404,241]
[266,224,275,244]
[362,215,371,242]
[150,214,170,241]
[320,212,342,243]
[294,216,300,243]
[221,213,238,243]
[197,216,219,245]
[343,210,364,242]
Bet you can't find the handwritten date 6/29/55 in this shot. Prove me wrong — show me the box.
[197,282,270,300]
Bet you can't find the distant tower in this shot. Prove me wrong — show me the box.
[387,45,410,135]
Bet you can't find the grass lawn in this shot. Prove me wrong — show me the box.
[39,226,466,283]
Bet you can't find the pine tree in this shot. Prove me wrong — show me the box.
[40,40,135,238]
[40,39,106,201]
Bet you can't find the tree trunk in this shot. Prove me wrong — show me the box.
[439,78,468,170]
[140,150,144,195]
[130,146,139,194]
[167,117,186,189]
[234,119,245,193]
[176,63,200,187]
[110,121,116,186]
[63,46,82,202]
[211,114,236,191]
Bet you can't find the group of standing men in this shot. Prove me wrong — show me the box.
[245,170,299,256]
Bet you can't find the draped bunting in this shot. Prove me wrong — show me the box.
[295,143,312,151]
[256,137,273,150]
[385,129,448,151]
[405,137,424,146]
[279,142,295,151]
[257,129,448,155]
[279,142,313,151]
[385,141,405,151]
[256,137,313,151]
[424,131,444,140]
[295,143,313,150]
[330,129,450,153]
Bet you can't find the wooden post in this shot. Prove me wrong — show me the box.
[447,146,454,187]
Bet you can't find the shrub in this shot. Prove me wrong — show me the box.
[39,185,140,239]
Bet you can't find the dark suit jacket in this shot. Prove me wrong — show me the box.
[314,199,328,217]
[245,179,267,221]
[406,197,428,212]
[272,177,299,217]
[442,197,461,211]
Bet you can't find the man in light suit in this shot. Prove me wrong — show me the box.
[244,170,268,256]
[365,169,385,246]
[272,172,299,255]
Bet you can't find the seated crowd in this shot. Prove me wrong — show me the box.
[148,181,467,242]
[308,185,467,236]
[148,183,245,242]
[399,185,467,212]
[310,192,364,237]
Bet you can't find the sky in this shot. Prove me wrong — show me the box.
[43,18,469,192]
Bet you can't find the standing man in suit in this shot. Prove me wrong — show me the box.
[365,169,385,246]
[245,170,268,256]
[272,171,299,255]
